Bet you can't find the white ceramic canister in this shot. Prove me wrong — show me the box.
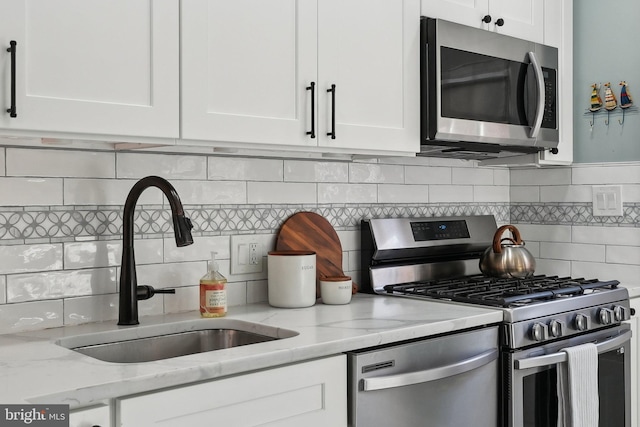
[320,275,353,305]
[267,251,317,308]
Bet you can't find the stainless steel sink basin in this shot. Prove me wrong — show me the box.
[56,320,298,363]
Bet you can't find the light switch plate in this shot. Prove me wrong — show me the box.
[592,185,623,217]
[230,235,263,274]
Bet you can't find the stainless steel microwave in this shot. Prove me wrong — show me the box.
[420,17,559,160]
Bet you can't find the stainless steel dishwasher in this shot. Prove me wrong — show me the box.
[347,326,498,427]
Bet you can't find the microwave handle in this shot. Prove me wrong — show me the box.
[361,348,497,392]
[527,51,545,139]
[514,329,631,371]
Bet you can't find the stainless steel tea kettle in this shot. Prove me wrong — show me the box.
[479,224,536,279]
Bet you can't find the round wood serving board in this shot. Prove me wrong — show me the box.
[275,212,357,296]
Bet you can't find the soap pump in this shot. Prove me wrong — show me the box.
[200,252,227,317]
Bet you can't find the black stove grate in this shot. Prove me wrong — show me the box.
[383,275,620,308]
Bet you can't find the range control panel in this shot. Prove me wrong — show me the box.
[505,301,631,349]
[410,220,470,241]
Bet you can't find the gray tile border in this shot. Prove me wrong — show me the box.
[510,203,640,226]
[0,203,511,243]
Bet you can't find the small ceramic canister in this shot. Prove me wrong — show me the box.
[320,275,352,305]
[267,251,316,308]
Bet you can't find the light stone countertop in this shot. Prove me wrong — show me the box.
[622,284,640,299]
[0,294,502,409]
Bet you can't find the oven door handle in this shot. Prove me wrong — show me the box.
[362,348,498,392]
[514,329,632,370]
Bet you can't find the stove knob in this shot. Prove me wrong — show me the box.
[549,320,565,338]
[531,322,548,342]
[575,313,590,331]
[613,305,628,322]
[599,308,614,325]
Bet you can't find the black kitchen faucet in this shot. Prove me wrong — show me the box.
[118,176,194,325]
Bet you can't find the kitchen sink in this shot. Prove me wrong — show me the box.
[56,319,298,363]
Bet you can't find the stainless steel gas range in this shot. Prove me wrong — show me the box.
[358,215,632,427]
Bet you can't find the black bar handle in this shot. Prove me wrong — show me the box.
[6,40,17,118]
[306,82,316,138]
[327,84,336,139]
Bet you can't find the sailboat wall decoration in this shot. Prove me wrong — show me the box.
[585,81,637,128]
[620,81,633,109]
[604,82,618,111]
[589,83,603,112]
[619,81,634,125]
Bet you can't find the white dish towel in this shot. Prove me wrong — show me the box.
[557,342,599,427]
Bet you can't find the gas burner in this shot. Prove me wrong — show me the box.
[383,275,620,308]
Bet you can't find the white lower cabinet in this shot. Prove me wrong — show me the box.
[628,297,639,427]
[117,355,347,427]
[69,404,111,427]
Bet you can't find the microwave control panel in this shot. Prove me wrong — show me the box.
[542,67,557,130]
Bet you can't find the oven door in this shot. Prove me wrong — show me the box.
[505,324,631,427]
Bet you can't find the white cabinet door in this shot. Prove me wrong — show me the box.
[180,0,318,148]
[488,0,543,42]
[317,0,420,154]
[420,0,489,29]
[69,404,111,427]
[629,298,639,427]
[0,0,179,139]
[421,0,542,42]
[118,355,347,427]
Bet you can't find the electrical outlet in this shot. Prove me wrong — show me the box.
[249,243,259,265]
[230,235,263,274]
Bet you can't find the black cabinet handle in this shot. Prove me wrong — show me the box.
[306,82,316,138]
[495,18,505,27]
[327,84,336,139]
[481,15,492,24]
[6,40,16,118]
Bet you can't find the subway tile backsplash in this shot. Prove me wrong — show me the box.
[1,144,640,334]
[510,163,640,290]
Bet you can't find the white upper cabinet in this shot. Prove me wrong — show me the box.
[421,0,543,43]
[181,0,420,156]
[316,0,420,153]
[0,0,179,139]
[180,0,318,148]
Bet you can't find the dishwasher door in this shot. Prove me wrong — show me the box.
[347,326,499,427]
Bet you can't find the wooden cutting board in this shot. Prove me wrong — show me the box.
[275,212,357,296]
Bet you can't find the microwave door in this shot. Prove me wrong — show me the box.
[435,47,533,144]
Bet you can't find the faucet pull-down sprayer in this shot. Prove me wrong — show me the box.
[118,176,194,326]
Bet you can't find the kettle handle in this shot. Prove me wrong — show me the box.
[493,225,524,253]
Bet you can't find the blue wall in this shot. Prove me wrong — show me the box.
[573,0,640,162]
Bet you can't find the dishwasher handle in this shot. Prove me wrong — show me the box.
[514,329,632,370]
[362,348,498,392]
